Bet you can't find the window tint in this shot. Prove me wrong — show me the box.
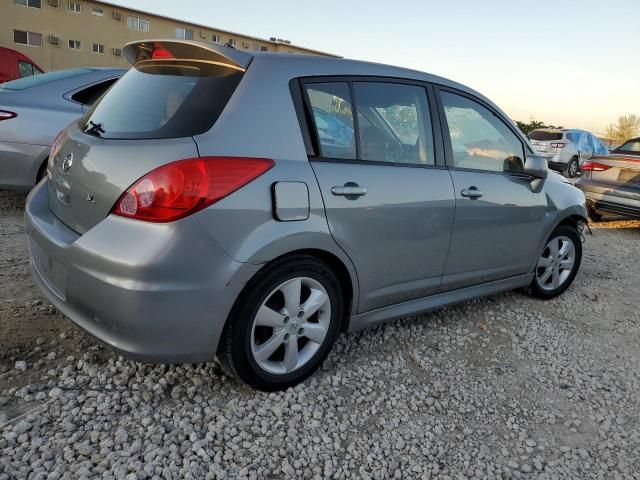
[617,140,640,152]
[305,83,356,159]
[442,91,524,173]
[82,62,243,139]
[354,83,434,165]
[18,61,34,78]
[528,130,563,141]
[71,78,118,105]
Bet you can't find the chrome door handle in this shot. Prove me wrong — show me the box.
[461,187,483,199]
[331,183,367,198]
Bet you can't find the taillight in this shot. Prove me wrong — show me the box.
[581,161,611,172]
[112,157,274,222]
[0,110,16,121]
[50,130,65,158]
[550,143,566,148]
[152,42,175,59]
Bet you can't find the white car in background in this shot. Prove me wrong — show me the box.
[528,128,608,178]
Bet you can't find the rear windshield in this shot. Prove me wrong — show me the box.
[0,68,93,91]
[528,130,563,141]
[615,140,640,153]
[81,61,243,139]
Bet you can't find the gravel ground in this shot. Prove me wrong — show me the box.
[1,189,640,479]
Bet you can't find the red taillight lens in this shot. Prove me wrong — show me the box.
[112,157,274,222]
[550,143,566,148]
[581,161,611,172]
[0,110,17,121]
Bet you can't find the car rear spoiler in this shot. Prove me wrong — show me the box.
[123,39,253,71]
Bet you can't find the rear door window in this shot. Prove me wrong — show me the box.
[81,61,243,139]
[354,82,434,165]
[441,91,524,174]
[305,82,356,159]
[303,80,435,165]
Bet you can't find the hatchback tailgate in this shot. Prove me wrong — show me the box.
[48,123,200,234]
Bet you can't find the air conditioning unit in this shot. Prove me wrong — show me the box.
[48,0,60,6]
[112,48,122,56]
[48,35,59,45]
[112,11,122,20]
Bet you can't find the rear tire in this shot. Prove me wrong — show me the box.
[565,157,579,178]
[217,255,343,392]
[527,225,582,300]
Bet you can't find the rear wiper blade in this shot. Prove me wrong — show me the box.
[84,120,105,137]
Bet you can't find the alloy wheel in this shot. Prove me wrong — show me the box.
[250,277,331,375]
[535,235,576,291]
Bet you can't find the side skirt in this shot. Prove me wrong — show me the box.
[348,273,534,332]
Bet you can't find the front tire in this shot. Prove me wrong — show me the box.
[528,225,582,300]
[217,255,343,391]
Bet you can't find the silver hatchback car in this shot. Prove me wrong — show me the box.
[25,40,588,391]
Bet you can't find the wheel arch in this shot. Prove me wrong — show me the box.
[235,248,358,333]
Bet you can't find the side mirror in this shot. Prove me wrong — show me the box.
[524,154,548,180]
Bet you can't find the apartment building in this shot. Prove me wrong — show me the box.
[4,0,336,71]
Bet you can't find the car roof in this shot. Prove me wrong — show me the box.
[124,39,509,123]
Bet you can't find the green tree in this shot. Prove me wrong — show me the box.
[515,119,563,136]
[604,114,640,144]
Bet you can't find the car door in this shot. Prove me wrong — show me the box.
[435,87,547,290]
[301,79,456,313]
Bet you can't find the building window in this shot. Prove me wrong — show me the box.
[175,28,194,40]
[91,7,103,16]
[68,39,81,49]
[127,16,150,32]
[14,30,42,47]
[227,38,237,47]
[15,0,41,8]
[212,34,220,43]
[260,46,268,52]
[92,43,104,54]
[68,1,81,12]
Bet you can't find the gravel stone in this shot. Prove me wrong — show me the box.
[1,192,640,479]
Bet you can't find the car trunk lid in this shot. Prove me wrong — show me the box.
[584,154,640,198]
[47,40,250,234]
[48,124,200,234]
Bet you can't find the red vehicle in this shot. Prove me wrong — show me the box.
[0,47,44,83]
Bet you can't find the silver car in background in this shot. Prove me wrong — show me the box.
[25,40,587,391]
[0,67,124,191]
[528,128,608,178]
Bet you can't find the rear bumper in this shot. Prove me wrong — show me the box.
[0,141,48,191]
[25,181,261,363]
[575,181,640,218]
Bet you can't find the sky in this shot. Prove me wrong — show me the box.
[112,0,639,135]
